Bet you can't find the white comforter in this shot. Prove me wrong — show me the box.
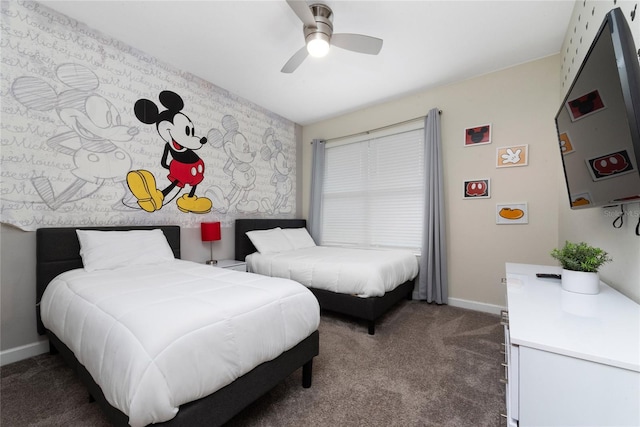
[246,246,419,297]
[40,259,320,427]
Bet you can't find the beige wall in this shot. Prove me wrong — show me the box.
[302,55,562,309]
[556,0,640,303]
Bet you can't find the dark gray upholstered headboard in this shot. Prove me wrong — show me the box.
[36,225,181,334]
[235,219,307,261]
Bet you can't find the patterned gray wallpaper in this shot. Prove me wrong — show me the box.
[1,1,296,231]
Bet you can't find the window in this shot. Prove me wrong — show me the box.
[320,122,424,253]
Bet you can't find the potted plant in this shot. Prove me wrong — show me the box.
[550,241,612,294]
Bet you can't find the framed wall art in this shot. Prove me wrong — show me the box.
[496,144,528,168]
[463,178,490,199]
[464,123,491,147]
[496,202,528,225]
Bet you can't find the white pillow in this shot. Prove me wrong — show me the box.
[76,229,175,272]
[282,227,316,249]
[246,227,294,254]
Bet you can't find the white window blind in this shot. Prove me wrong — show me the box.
[320,123,424,253]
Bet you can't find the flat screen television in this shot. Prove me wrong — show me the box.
[554,7,640,209]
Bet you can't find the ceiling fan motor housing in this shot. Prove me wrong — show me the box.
[304,3,333,45]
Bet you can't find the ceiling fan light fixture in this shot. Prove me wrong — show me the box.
[306,33,330,57]
[282,1,382,73]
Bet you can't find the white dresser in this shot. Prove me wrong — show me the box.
[503,263,640,427]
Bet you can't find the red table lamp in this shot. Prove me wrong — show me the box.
[201,222,221,265]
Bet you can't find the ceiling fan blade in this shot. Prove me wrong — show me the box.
[331,33,383,55]
[286,0,317,28]
[281,46,309,73]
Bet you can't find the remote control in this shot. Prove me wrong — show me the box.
[536,273,562,280]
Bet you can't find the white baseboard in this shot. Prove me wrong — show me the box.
[448,297,505,315]
[0,340,49,367]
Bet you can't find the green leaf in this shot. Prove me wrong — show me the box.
[550,241,612,272]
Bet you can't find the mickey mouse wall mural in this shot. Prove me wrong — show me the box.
[127,91,212,214]
[11,63,139,211]
[204,115,259,214]
[261,128,292,214]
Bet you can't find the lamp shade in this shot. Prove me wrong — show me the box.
[201,222,221,242]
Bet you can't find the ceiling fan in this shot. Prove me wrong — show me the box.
[281,0,383,73]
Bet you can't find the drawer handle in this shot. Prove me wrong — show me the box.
[500,310,509,326]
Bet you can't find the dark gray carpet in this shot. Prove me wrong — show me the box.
[1,302,505,426]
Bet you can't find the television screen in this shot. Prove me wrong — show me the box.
[554,7,640,209]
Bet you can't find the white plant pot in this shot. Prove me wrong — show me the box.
[561,268,600,295]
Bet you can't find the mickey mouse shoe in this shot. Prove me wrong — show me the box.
[176,194,212,214]
[126,170,164,212]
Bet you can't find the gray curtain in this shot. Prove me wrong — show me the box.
[415,108,448,303]
[308,139,325,243]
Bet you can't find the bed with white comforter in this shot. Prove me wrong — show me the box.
[246,246,419,298]
[40,259,320,427]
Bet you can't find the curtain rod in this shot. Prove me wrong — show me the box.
[317,110,442,144]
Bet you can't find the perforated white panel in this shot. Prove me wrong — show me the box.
[560,0,639,96]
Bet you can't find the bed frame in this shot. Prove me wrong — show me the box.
[36,225,319,427]
[235,219,415,335]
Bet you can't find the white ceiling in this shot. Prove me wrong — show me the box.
[42,0,575,125]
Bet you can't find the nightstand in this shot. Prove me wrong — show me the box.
[214,259,247,272]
